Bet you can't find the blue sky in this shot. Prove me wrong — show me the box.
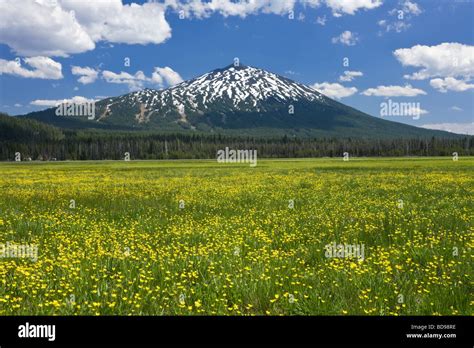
[0,0,473,134]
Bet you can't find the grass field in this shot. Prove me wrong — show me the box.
[0,158,472,315]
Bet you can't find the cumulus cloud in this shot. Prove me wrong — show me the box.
[429,77,474,93]
[332,31,359,46]
[102,70,148,91]
[61,1,172,45]
[103,66,183,90]
[0,0,94,57]
[30,96,96,107]
[311,82,358,99]
[451,106,463,112]
[152,67,183,86]
[361,84,426,97]
[421,122,474,135]
[71,66,99,85]
[394,43,474,80]
[0,1,383,58]
[401,0,422,15]
[339,70,363,82]
[324,0,382,16]
[166,0,381,18]
[150,70,164,86]
[0,56,63,79]
[378,1,422,34]
[166,0,307,18]
[0,0,171,57]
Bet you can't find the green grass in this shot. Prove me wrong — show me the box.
[0,157,472,315]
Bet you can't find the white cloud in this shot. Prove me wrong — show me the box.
[166,0,300,18]
[311,82,357,99]
[324,0,382,16]
[152,67,183,86]
[404,105,428,115]
[451,106,463,112]
[103,66,183,90]
[339,70,363,82]
[0,0,171,57]
[102,70,148,91]
[421,122,474,135]
[378,19,411,33]
[401,0,422,16]
[430,77,474,93]
[378,1,422,34]
[0,0,94,57]
[151,70,164,86]
[62,1,172,45]
[71,66,99,85]
[394,43,474,80]
[30,96,96,107]
[332,31,359,46]
[0,56,62,79]
[0,1,383,58]
[14,103,22,107]
[316,15,327,25]
[361,84,426,97]
[167,0,380,19]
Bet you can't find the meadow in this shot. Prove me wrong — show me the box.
[0,158,472,315]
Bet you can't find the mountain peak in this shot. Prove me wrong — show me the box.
[207,63,255,76]
[23,62,453,138]
[162,64,325,112]
[219,63,250,71]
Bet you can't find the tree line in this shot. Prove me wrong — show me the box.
[1,113,472,160]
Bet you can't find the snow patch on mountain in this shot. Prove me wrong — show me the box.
[119,65,326,117]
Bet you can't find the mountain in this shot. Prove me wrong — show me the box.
[21,64,458,138]
[0,112,64,142]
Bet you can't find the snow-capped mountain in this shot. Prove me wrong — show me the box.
[139,64,325,112]
[97,64,328,127]
[22,64,446,138]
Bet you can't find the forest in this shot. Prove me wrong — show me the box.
[1,112,472,160]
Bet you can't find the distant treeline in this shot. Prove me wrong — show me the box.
[1,113,472,160]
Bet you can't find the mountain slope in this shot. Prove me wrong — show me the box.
[21,64,460,138]
[0,112,64,141]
